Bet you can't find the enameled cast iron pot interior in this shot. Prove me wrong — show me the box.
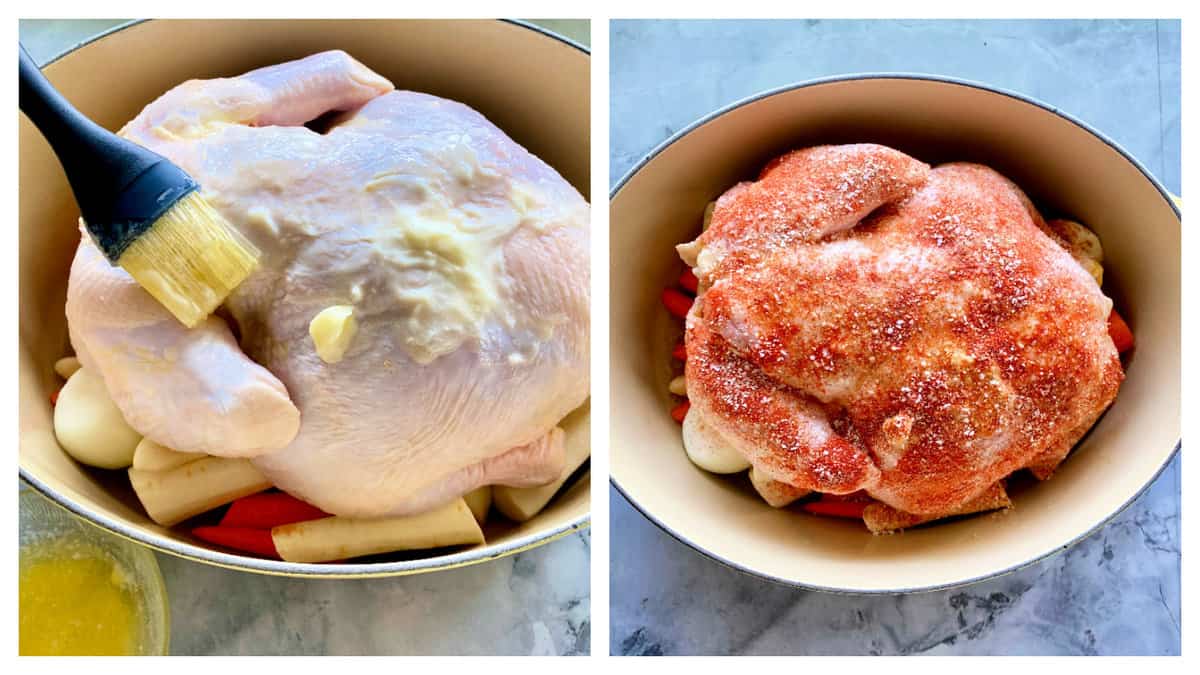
[19,19,591,578]
[610,75,1180,593]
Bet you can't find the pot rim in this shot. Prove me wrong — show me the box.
[34,18,590,70]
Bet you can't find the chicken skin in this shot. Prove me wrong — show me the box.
[680,144,1122,517]
[66,51,590,517]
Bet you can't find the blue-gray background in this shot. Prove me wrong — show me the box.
[610,19,1180,656]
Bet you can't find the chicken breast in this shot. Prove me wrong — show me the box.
[682,144,1121,517]
[66,51,590,517]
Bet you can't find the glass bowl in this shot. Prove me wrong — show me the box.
[19,485,169,655]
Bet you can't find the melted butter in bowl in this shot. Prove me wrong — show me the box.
[19,488,169,655]
[20,539,144,655]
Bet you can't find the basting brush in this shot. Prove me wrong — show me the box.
[19,45,259,328]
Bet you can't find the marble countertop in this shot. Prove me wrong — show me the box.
[20,18,591,656]
[610,19,1180,656]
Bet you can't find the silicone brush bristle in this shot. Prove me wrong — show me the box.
[117,192,260,327]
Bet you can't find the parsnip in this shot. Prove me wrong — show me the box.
[702,200,717,231]
[54,356,81,379]
[132,438,206,472]
[272,498,484,563]
[128,457,271,526]
[54,368,141,469]
[749,467,811,508]
[494,413,590,522]
[1046,218,1104,286]
[668,375,687,396]
[463,485,492,525]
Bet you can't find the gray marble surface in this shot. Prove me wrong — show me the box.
[158,531,590,656]
[610,19,1180,656]
[21,18,591,656]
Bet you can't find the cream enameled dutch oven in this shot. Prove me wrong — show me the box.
[610,75,1179,593]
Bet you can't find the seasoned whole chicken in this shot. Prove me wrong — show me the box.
[680,144,1121,517]
[66,51,590,517]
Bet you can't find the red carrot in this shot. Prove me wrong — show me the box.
[220,492,329,529]
[801,500,868,519]
[661,288,694,320]
[672,342,688,361]
[1108,309,1134,353]
[679,269,699,294]
[670,400,690,423]
[192,526,279,559]
[49,389,59,406]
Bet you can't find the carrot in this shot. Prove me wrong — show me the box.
[49,389,59,406]
[192,526,279,559]
[801,500,869,519]
[670,400,690,423]
[672,342,688,361]
[1108,309,1134,353]
[220,492,329,529]
[679,269,699,294]
[661,288,694,320]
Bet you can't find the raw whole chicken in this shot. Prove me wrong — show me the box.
[680,144,1122,517]
[66,51,590,517]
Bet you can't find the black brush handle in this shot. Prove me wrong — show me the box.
[19,44,197,261]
